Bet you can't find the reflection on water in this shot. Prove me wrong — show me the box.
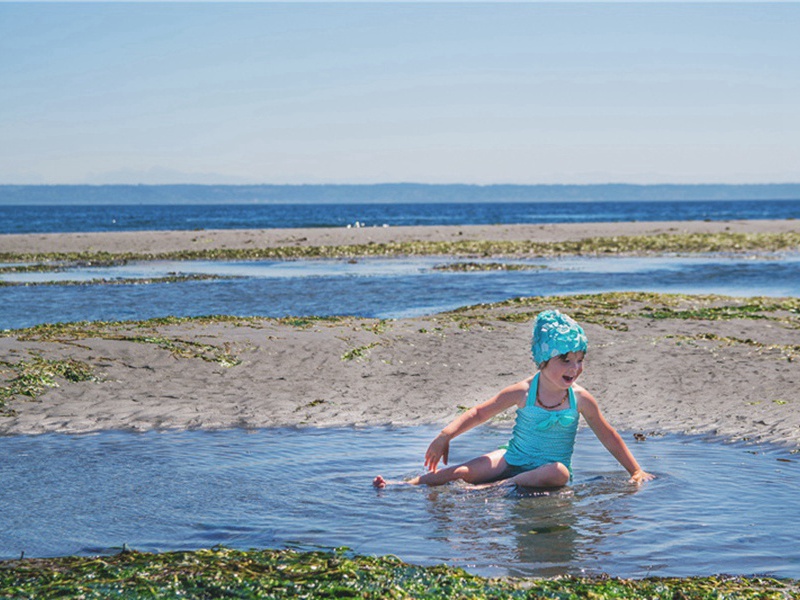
[1,426,797,578]
[2,253,800,328]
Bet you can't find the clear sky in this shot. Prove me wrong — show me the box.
[1,2,798,185]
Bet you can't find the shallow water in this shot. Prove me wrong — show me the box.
[2,253,800,329]
[2,426,797,579]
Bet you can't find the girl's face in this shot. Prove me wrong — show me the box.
[541,351,585,388]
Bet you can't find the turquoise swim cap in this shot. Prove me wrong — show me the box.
[531,310,588,366]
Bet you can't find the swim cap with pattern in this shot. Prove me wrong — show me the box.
[531,310,588,366]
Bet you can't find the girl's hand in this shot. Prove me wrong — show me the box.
[629,469,655,485]
[424,433,451,472]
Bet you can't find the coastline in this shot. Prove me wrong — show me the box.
[1,218,799,255]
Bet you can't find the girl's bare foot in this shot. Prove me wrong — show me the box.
[373,475,415,488]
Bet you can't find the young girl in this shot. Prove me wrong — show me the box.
[373,309,653,489]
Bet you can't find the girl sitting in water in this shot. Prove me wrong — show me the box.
[374,309,653,489]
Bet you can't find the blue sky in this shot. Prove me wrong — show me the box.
[1,2,798,185]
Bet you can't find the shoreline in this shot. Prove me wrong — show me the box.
[1,218,799,256]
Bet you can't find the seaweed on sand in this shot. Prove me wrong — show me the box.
[440,292,800,332]
[0,547,796,599]
[1,231,799,265]
[0,314,373,410]
[0,355,95,413]
[0,274,236,287]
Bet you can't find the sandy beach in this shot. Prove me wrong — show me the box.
[2,218,799,255]
[1,220,799,452]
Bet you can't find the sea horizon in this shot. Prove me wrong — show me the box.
[2,182,800,206]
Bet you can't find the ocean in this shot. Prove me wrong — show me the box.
[1,198,800,235]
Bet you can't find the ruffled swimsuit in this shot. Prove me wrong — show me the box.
[502,373,579,475]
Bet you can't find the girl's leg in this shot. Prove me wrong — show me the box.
[374,450,509,488]
[506,462,570,488]
[409,449,509,486]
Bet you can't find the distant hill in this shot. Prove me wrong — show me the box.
[1,183,799,205]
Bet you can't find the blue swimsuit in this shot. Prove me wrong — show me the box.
[502,373,579,474]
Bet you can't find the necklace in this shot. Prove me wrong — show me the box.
[536,386,568,409]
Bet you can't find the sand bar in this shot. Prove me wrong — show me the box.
[1,218,799,255]
[1,294,798,451]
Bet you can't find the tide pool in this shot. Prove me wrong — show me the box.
[2,426,797,579]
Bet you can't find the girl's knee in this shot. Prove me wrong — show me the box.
[513,462,570,488]
[546,462,571,487]
[459,466,481,484]
[457,453,506,485]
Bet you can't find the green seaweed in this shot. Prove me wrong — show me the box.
[342,342,380,361]
[0,274,237,287]
[664,332,800,361]
[0,263,74,274]
[432,262,546,272]
[0,547,796,599]
[122,335,242,367]
[0,315,354,342]
[441,292,800,331]
[361,320,392,334]
[1,321,242,367]
[274,315,353,329]
[2,231,799,265]
[0,315,368,408]
[0,355,95,411]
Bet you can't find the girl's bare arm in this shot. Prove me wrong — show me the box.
[576,387,654,484]
[424,378,529,472]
